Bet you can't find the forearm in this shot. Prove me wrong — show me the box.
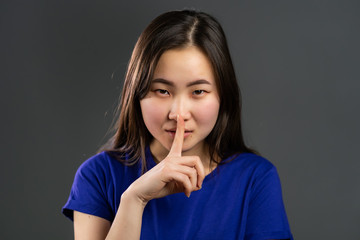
[106,190,147,240]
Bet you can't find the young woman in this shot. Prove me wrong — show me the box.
[63,10,293,240]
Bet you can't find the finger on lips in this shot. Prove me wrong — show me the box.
[167,115,204,195]
[168,114,185,157]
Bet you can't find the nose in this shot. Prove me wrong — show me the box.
[168,96,191,121]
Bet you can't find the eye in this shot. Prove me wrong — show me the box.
[155,89,170,95]
[193,90,206,96]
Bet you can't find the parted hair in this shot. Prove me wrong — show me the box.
[103,10,256,172]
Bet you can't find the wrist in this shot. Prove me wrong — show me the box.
[121,188,148,209]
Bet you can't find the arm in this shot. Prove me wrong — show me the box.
[73,192,145,240]
[74,116,205,240]
[105,191,146,240]
[74,211,110,240]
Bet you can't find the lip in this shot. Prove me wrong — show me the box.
[165,129,193,138]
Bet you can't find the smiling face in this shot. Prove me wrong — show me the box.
[140,46,220,161]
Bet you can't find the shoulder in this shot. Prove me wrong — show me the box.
[219,152,279,184]
[225,152,275,173]
[63,152,142,222]
[75,151,137,181]
[77,152,117,174]
[75,151,143,184]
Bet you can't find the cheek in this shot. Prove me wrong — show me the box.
[140,99,167,132]
[193,98,220,128]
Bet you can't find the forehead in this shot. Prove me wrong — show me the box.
[152,46,216,86]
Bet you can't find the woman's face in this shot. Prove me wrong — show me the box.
[140,46,220,159]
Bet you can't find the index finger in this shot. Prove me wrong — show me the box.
[168,115,184,157]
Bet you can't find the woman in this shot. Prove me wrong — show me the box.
[63,10,293,240]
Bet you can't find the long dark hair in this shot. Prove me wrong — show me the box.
[103,10,256,172]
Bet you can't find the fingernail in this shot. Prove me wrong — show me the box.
[177,114,179,121]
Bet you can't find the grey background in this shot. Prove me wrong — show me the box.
[1,0,359,239]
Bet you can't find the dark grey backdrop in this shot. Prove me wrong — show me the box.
[1,0,359,239]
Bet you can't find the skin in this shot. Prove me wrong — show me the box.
[73,46,220,239]
[140,46,220,171]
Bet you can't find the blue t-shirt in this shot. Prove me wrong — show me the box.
[63,148,293,240]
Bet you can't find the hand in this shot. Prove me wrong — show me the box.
[125,115,205,204]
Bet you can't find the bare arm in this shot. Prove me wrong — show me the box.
[73,192,145,240]
[73,211,110,240]
[74,192,146,240]
[105,191,146,240]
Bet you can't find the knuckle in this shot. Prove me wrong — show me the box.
[181,175,189,183]
[193,156,201,165]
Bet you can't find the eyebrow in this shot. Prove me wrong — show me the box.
[151,78,211,87]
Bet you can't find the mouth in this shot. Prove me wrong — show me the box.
[165,129,193,138]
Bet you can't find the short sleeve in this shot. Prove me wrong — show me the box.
[62,154,113,222]
[245,166,293,240]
